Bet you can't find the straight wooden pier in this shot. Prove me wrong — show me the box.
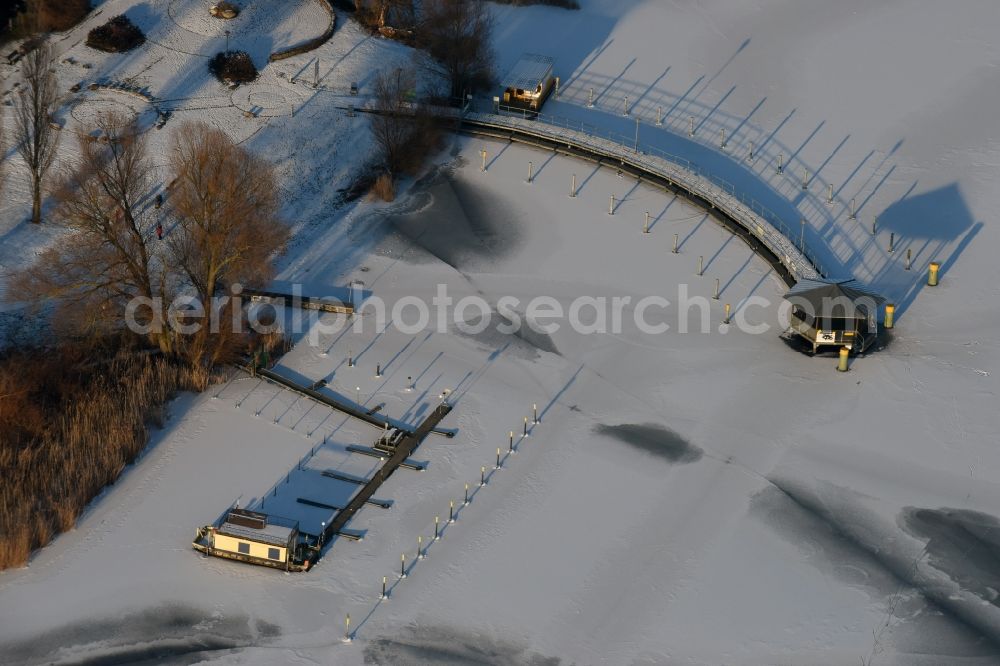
[322,403,452,545]
[242,365,415,435]
[241,287,354,314]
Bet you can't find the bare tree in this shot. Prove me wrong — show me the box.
[14,41,59,224]
[167,122,289,369]
[353,0,414,29]
[419,0,495,102]
[15,118,289,372]
[370,67,421,175]
[15,112,172,350]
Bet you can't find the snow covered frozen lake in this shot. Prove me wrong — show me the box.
[2,0,999,664]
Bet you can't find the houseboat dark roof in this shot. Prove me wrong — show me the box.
[785,278,885,316]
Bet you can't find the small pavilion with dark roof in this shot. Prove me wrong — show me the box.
[784,278,886,354]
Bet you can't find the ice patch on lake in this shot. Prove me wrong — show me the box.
[594,422,702,464]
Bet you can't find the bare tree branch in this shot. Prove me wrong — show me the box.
[14,40,60,225]
[419,0,495,102]
[167,121,290,369]
[15,112,172,349]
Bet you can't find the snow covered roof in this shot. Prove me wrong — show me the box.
[217,511,298,547]
[501,54,554,92]
[785,279,885,316]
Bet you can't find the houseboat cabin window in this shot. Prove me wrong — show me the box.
[238,542,250,555]
[268,547,281,560]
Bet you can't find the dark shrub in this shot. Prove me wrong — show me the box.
[208,50,258,84]
[85,14,145,53]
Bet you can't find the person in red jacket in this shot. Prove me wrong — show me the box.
[156,222,163,240]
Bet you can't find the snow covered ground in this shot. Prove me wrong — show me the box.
[2,1,1000,664]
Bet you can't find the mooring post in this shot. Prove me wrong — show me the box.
[724,303,731,325]
[905,248,912,270]
[656,105,663,125]
[381,575,388,599]
[644,211,650,234]
[849,198,857,220]
[720,128,727,149]
[885,303,895,329]
[837,347,850,372]
[928,261,940,286]
[348,349,354,367]
[672,233,679,254]
[523,417,530,437]
[748,141,754,161]
[570,173,577,197]
[777,152,784,174]
[481,466,486,486]
[801,170,809,190]
[609,193,615,215]
[827,183,834,205]
[713,278,720,300]
[872,215,878,235]
[464,482,470,504]
[449,500,455,523]
[533,403,539,424]
[527,161,533,184]
[496,448,502,470]
[434,516,440,541]
[400,552,406,578]
[375,363,382,378]
[623,94,629,116]
[417,535,424,559]
[688,115,694,137]
[509,430,514,454]
[344,614,351,643]
[697,255,704,276]
[888,232,895,253]
[588,87,594,107]
[480,148,487,172]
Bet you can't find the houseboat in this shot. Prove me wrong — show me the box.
[193,508,316,572]
[500,53,556,114]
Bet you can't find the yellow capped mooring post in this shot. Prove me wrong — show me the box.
[884,303,895,329]
[928,261,940,286]
[837,347,850,372]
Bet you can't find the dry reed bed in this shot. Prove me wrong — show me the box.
[0,351,201,569]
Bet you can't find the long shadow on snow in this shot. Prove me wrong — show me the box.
[753,477,1000,659]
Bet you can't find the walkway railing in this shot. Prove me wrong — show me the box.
[346,97,827,282]
[452,106,825,282]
